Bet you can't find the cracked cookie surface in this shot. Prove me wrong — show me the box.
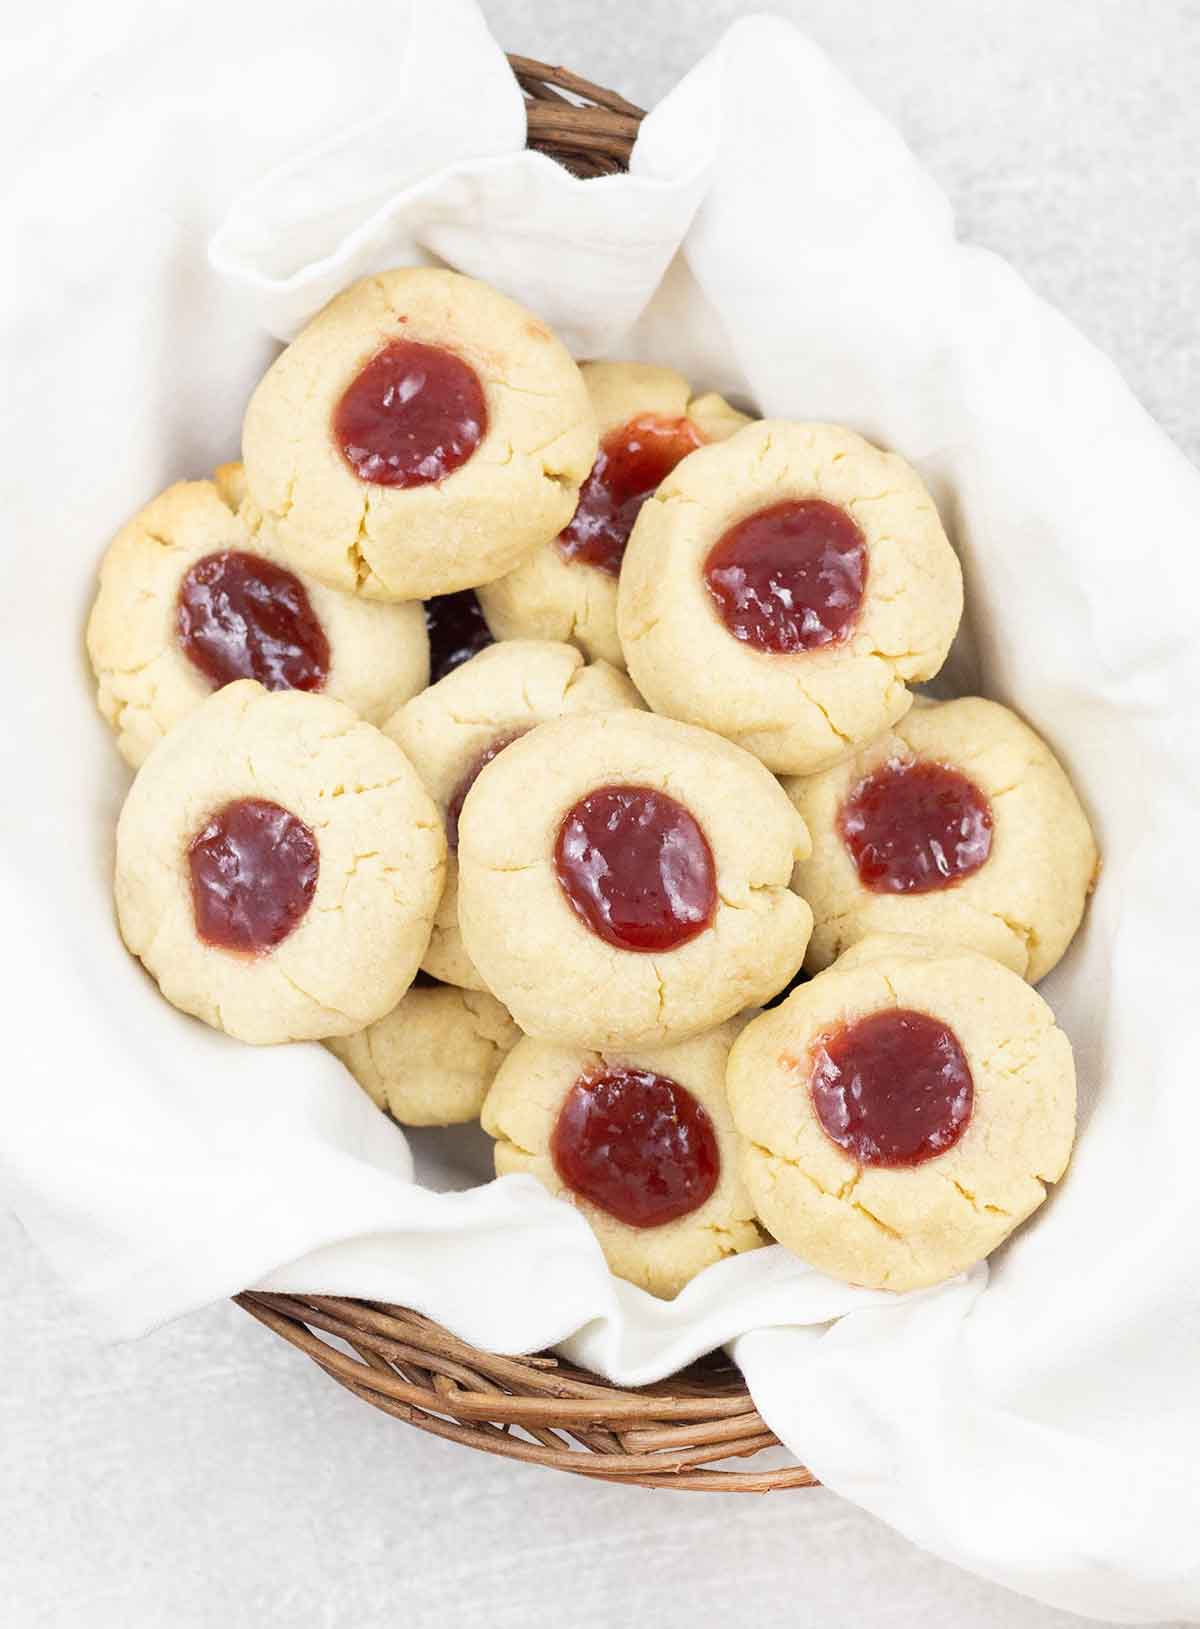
[456,710,814,1048]
[482,1022,763,1298]
[785,696,1099,981]
[384,639,643,990]
[617,420,963,774]
[727,934,1077,1292]
[477,362,750,670]
[86,471,429,768]
[328,981,520,1125]
[240,268,597,602]
[114,681,445,1044]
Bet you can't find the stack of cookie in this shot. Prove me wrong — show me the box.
[89,267,1097,1297]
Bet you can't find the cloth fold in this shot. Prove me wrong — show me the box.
[3,2,1198,1618]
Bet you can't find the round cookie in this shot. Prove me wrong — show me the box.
[477,363,750,669]
[327,981,520,1126]
[727,934,1076,1292]
[114,681,445,1045]
[617,420,963,775]
[87,470,429,768]
[241,268,597,602]
[456,710,814,1047]
[482,1023,763,1298]
[786,696,1099,982]
[385,640,642,989]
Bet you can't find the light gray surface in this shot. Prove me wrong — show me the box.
[3,2,1197,1624]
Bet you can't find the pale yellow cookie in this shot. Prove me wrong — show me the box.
[241,268,597,601]
[482,1023,763,1298]
[786,696,1099,981]
[384,640,643,990]
[477,363,750,669]
[618,421,963,775]
[457,710,813,1048]
[87,472,429,768]
[114,681,445,1045]
[727,934,1076,1292]
[328,982,520,1125]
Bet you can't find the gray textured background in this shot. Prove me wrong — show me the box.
[4,2,1197,1624]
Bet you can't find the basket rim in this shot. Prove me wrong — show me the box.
[238,1292,814,1490]
[237,51,813,1494]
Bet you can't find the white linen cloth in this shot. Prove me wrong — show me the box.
[3,1,1199,1617]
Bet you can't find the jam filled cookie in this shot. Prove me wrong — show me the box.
[617,421,963,775]
[786,696,1098,981]
[482,1023,762,1297]
[386,640,642,990]
[114,682,445,1045]
[87,472,429,768]
[456,711,813,1048]
[327,980,520,1126]
[727,934,1076,1292]
[241,268,597,602]
[477,363,750,669]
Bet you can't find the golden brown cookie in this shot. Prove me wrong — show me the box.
[328,982,520,1125]
[618,421,963,774]
[241,268,597,601]
[483,1022,762,1297]
[87,473,428,768]
[786,696,1099,981]
[727,934,1076,1292]
[114,681,445,1044]
[457,710,813,1047]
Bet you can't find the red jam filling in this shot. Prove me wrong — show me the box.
[176,551,330,693]
[839,759,993,894]
[424,590,493,683]
[557,414,704,576]
[554,784,716,954]
[551,1067,720,1228]
[446,729,529,849]
[809,1008,973,1167]
[703,499,867,653]
[187,798,319,955]
[333,339,486,487]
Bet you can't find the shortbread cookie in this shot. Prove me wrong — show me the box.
[457,710,813,1047]
[727,934,1076,1292]
[328,980,520,1125]
[618,421,963,775]
[385,640,642,989]
[478,363,750,669]
[483,1023,763,1298]
[87,472,429,768]
[786,697,1098,981]
[114,681,445,1045]
[241,268,597,601]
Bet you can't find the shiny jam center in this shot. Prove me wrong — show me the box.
[839,759,993,894]
[333,339,486,487]
[553,784,717,954]
[187,797,319,955]
[177,550,330,693]
[424,590,493,683]
[446,729,529,849]
[550,1067,720,1228]
[703,498,867,653]
[557,414,704,577]
[809,1008,973,1167]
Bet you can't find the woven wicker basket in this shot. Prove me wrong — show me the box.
[237,54,814,1493]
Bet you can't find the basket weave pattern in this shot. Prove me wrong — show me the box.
[237,56,813,1492]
